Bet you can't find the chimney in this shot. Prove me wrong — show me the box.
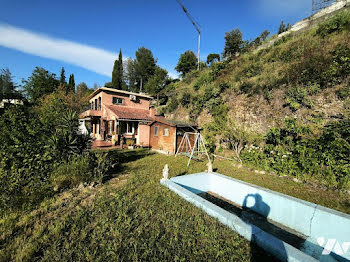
[150,106,156,118]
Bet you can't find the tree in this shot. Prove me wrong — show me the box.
[76,82,90,96]
[144,66,168,96]
[206,54,220,65]
[251,30,270,48]
[60,67,66,86]
[260,30,270,42]
[23,67,59,104]
[135,47,156,91]
[278,21,286,34]
[223,29,244,59]
[111,49,125,90]
[0,68,21,100]
[125,58,138,92]
[222,119,255,163]
[68,74,75,93]
[175,50,197,76]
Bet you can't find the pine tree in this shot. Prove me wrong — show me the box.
[68,74,75,93]
[112,49,124,90]
[278,21,286,34]
[60,67,66,86]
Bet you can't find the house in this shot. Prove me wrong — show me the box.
[0,98,24,109]
[80,87,155,147]
[79,87,198,153]
[148,119,198,155]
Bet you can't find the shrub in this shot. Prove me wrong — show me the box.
[166,97,179,112]
[181,92,192,107]
[326,45,350,84]
[337,83,350,99]
[192,70,213,91]
[0,105,54,212]
[316,10,350,37]
[285,85,313,111]
[126,138,136,146]
[51,154,92,191]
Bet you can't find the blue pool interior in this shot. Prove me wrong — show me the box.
[163,172,350,262]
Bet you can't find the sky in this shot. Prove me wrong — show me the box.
[0,0,313,89]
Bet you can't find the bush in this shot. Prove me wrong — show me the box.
[244,118,350,189]
[285,85,313,111]
[192,70,213,91]
[181,92,192,107]
[0,105,54,212]
[326,45,350,84]
[166,97,179,112]
[51,154,92,191]
[316,10,350,37]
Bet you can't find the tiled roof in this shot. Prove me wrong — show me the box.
[106,105,154,121]
[148,118,197,128]
[89,87,153,100]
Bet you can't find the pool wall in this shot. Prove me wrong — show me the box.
[162,172,350,262]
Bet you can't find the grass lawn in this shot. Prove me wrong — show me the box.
[1,149,349,261]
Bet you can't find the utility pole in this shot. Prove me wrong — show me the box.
[176,0,201,70]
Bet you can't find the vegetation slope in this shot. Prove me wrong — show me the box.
[2,149,350,261]
[161,9,350,190]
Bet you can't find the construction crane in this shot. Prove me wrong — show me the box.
[176,0,201,70]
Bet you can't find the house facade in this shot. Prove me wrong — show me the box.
[80,87,198,153]
[80,87,155,147]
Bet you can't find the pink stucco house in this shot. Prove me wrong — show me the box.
[80,87,156,147]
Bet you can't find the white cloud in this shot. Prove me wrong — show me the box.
[0,23,117,77]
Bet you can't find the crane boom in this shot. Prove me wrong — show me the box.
[176,0,201,33]
[176,0,201,70]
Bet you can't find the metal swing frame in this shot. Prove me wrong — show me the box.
[175,132,211,166]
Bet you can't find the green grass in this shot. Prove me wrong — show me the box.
[1,149,349,261]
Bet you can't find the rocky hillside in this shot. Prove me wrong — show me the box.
[161,8,350,135]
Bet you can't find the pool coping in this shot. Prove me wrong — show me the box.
[161,173,320,262]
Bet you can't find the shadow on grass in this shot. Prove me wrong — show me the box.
[104,149,155,180]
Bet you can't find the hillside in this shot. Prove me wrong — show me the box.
[163,9,350,132]
[159,9,350,190]
[1,150,350,261]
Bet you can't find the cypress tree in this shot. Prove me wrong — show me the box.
[60,67,66,86]
[112,49,124,90]
[68,74,75,93]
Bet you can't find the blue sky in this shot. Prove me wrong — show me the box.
[0,0,312,88]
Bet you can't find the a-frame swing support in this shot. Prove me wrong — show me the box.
[175,132,211,166]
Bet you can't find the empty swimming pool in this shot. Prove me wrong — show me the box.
[161,172,350,262]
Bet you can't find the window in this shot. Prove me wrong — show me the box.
[163,128,169,136]
[98,97,101,110]
[91,101,94,110]
[126,122,134,134]
[113,97,124,105]
[94,99,97,110]
[154,126,159,136]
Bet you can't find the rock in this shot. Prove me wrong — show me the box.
[78,183,84,190]
[89,181,98,188]
[293,178,301,183]
[53,185,59,192]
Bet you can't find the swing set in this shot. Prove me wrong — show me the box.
[175,132,211,166]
